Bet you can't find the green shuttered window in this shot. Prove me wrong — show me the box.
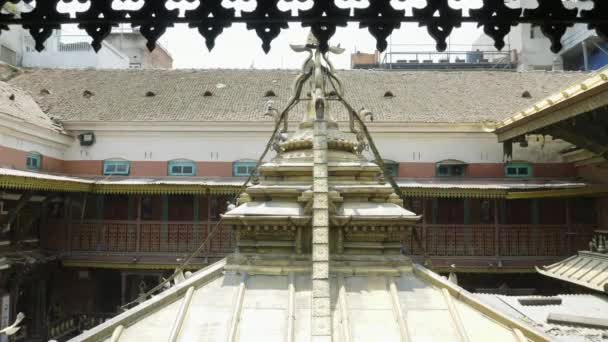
[26,152,41,170]
[233,161,257,177]
[103,160,130,175]
[168,160,196,176]
[505,162,532,178]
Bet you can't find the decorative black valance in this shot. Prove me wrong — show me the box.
[1,0,607,54]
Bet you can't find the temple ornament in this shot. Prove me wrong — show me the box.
[0,0,607,54]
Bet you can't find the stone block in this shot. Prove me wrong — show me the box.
[312,262,329,279]
[314,177,328,189]
[314,166,328,178]
[312,244,329,261]
[312,227,328,243]
[313,135,328,146]
[311,316,332,336]
[312,210,328,225]
[313,195,328,209]
[312,296,331,316]
[313,121,327,133]
[313,150,327,161]
[312,279,330,297]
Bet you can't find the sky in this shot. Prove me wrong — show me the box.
[53,0,587,70]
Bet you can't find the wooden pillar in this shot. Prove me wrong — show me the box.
[206,193,212,255]
[421,198,427,254]
[431,198,438,224]
[532,199,540,255]
[193,195,200,252]
[135,196,141,253]
[494,199,500,259]
[96,195,104,250]
[566,199,572,255]
[161,195,169,252]
[120,271,127,305]
[463,198,471,255]
[65,196,73,254]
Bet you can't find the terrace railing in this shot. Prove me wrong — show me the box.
[44,220,595,260]
[402,223,596,258]
[43,220,235,258]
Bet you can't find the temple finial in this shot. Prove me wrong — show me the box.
[290,31,345,55]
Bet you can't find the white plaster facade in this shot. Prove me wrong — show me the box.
[472,0,562,71]
[0,115,72,159]
[22,34,130,70]
[60,121,569,164]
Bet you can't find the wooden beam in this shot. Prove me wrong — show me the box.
[19,194,56,241]
[3,191,33,233]
[545,124,608,156]
[547,313,608,329]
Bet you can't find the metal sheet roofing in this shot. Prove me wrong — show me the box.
[69,259,547,342]
[476,293,608,342]
[537,251,608,293]
[9,69,589,124]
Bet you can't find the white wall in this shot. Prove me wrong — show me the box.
[0,127,69,159]
[0,26,24,66]
[62,126,568,164]
[63,131,273,161]
[22,35,130,69]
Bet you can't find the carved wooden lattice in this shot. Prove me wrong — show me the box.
[0,0,607,54]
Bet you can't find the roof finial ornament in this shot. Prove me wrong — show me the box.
[290,32,345,56]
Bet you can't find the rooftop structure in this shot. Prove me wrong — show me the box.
[69,35,547,342]
[536,230,608,294]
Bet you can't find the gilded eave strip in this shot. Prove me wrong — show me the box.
[3,174,591,199]
[401,188,507,199]
[0,175,241,195]
[506,185,608,199]
[0,175,91,192]
[496,70,608,142]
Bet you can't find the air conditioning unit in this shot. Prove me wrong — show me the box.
[78,132,95,146]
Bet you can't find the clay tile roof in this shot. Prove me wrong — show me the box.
[9,69,590,124]
[0,80,64,133]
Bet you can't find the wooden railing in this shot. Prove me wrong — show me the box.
[43,220,235,257]
[402,223,596,257]
[43,220,596,259]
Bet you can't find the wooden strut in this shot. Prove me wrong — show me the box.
[2,191,33,234]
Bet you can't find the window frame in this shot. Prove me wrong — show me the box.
[383,160,399,178]
[168,160,196,176]
[435,160,467,177]
[26,152,42,171]
[504,162,532,178]
[233,161,257,177]
[102,159,130,176]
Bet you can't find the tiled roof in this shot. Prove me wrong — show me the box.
[496,67,608,130]
[9,69,589,123]
[0,80,64,133]
[536,251,608,293]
